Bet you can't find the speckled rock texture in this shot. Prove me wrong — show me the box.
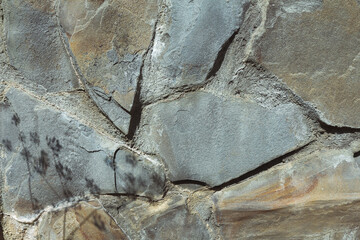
[1,0,360,239]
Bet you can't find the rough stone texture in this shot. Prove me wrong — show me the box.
[37,201,128,240]
[2,0,360,239]
[138,91,310,186]
[141,0,250,102]
[0,87,165,219]
[4,0,79,92]
[101,193,212,240]
[213,148,360,239]
[251,0,360,128]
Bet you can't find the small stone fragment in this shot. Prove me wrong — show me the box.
[115,148,166,200]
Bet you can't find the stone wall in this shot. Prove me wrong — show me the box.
[1,0,360,239]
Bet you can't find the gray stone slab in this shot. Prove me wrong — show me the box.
[4,0,79,92]
[0,88,165,218]
[138,91,311,186]
[142,0,250,102]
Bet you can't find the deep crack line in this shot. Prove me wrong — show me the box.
[210,141,314,192]
[126,12,160,141]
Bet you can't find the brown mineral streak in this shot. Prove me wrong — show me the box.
[220,175,319,211]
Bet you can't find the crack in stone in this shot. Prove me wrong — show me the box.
[210,141,314,192]
[126,9,160,141]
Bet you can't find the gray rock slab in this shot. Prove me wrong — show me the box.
[142,0,250,102]
[4,0,79,92]
[0,88,165,219]
[138,91,311,186]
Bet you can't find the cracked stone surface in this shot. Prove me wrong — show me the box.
[138,91,311,186]
[141,0,250,103]
[0,87,165,219]
[2,0,360,239]
[60,0,158,134]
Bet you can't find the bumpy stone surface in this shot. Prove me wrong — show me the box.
[2,0,360,238]
[0,88,165,219]
[4,0,79,92]
[141,0,250,102]
[252,0,360,128]
[138,91,310,186]
[213,148,360,239]
[59,0,158,134]
[37,201,128,240]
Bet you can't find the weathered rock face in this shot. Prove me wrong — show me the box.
[1,0,360,239]
[138,91,310,186]
[251,0,360,128]
[142,0,250,102]
[4,0,79,92]
[0,87,165,220]
[213,148,360,239]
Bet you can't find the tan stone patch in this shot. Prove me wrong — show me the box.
[256,0,360,127]
[37,201,127,240]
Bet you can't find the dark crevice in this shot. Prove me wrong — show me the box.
[354,151,360,159]
[113,148,122,193]
[205,28,239,80]
[319,121,360,134]
[211,142,312,191]
[126,19,159,141]
[101,192,152,201]
[172,179,209,187]
[126,74,143,140]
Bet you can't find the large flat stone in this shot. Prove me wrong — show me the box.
[253,0,360,128]
[0,88,165,219]
[141,0,250,102]
[138,91,311,186]
[4,0,79,92]
[213,148,360,239]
